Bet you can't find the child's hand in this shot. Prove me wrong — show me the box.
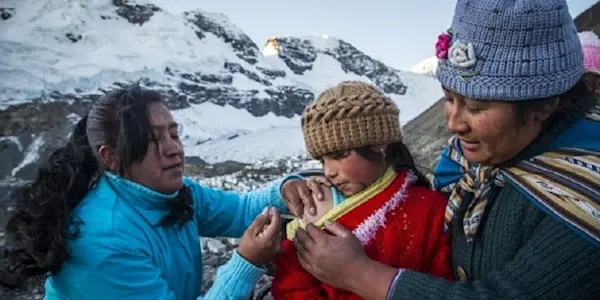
[302,182,333,224]
[238,207,282,266]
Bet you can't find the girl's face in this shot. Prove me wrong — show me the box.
[321,146,386,197]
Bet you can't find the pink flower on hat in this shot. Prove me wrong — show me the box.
[436,31,452,59]
[579,31,600,75]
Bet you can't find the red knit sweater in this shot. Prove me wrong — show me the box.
[271,171,452,300]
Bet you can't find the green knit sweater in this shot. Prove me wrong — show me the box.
[389,86,600,300]
[389,183,600,299]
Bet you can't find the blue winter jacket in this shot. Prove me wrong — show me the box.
[44,172,290,300]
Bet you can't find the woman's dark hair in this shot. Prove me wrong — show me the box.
[582,72,600,96]
[513,79,596,126]
[354,141,431,188]
[503,78,597,166]
[0,85,193,288]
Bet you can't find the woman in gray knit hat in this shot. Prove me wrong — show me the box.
[291,0,600,299]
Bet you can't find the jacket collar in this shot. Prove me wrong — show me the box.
[104,172,179,226]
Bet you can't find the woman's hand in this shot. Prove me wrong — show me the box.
[237,207,282,266]
[294,222,398,299]
[281,176,331,217]
[293,222,368,290]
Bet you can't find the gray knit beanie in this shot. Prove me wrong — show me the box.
[435,0,584,101]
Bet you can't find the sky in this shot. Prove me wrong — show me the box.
[150,0,597,71]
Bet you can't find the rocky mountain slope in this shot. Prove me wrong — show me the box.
[574,1,600,35]
[0,0,443,186]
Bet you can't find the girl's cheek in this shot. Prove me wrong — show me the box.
[341,160,377,183]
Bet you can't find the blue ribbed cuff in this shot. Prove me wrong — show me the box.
[205,250,266,299]
[280,174,305,189]
[386,269,406,300]
[221,250,265,285]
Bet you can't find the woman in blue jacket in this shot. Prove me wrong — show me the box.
[1,86,313,299]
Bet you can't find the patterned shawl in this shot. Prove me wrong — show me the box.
[434,103,600,246]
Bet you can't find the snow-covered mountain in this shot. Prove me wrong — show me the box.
[410,56,438,77]
[0,0,443,182]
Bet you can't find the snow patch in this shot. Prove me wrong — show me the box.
[0,136,23,152]
[11,135,45,177]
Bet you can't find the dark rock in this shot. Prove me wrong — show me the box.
[178,72,233,85]
[402,97,450,171]
[209,160,248,176]
[164,92,190,110]
[200,74,233,85]
[177,82,206,97]
[181,73,199,83]
[324,40,407,95]
[184,156,207,166]
[65,33,82,43]
[269,37,317,75]
[176,83,314,117]
[112,0,161,26]
[194,31,205,40]
[195,138,211,145]
[184,160,248,177]
[0,101,90,137]
[224,62,271,86]
[256,66,286,79]
[266,37,407,95]
[122,79,190,110]
[0,101,87,181]
[574,1,600,35]
[0,138,22,179]
[263,86,314,118]
[0,8,15,21]
[13,163,39,181]
[15,133,33,153]
[184,12,260,65]
[180,84,258,106]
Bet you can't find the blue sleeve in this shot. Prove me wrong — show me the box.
[187,176,297,238]
[201,250,265,300]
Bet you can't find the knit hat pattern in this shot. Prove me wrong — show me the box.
[301,81,403,159]
[436,0,584,101]
[579,31,600,75]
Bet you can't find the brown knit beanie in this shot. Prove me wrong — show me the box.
[301,81,403,159]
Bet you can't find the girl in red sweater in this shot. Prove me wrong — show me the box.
[271,81,453,300]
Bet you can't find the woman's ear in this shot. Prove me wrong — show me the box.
[97,145,118,172]
[534,97,560,123]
